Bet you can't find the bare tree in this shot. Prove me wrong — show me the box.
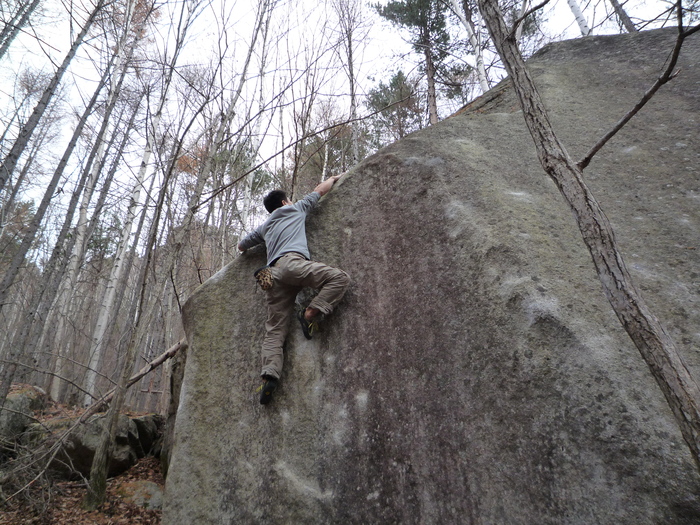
[0,0,41,61]
[331,0,369,165]
[0,0,106,193]
[83,69,211,506]
[81,2,192,404]
[0,55,117,408]
[476,0,700,468]
[84,173,168,510]
[47,99,141,402]
[449,0,491,92]
[566,0,591,35]
[608,0,637,32]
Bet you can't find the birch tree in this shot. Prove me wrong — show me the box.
[476,0,700,469]
[82,0,194,405]
[566,0,591,35]
[0,0,41,61]
[0,0,106,194]
[331,0,369,165]
[449,0,490,93]
[608,0,637,32]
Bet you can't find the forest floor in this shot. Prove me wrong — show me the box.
[0,388,163,524]
[0,457,163,525]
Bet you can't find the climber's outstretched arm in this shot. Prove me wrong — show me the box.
[313,173,343,197]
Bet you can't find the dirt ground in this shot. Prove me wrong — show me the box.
[0,456,163,525]
[0,387,164,524]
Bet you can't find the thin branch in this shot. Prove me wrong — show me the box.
[3,339,185,502]
[509,0,551,40]
[577,4,695,170]
[0,359,106,399]
[196,95,415,211]
[81,339,186,416]
[683,23,700,38]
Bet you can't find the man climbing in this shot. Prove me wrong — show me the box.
[237,174,350,405]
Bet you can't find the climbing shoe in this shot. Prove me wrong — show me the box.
[259,376,278,405]
[297,310,319,340]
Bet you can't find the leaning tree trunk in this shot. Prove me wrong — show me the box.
[566,0,591,36]
[608,0,637,33]
[477,0,700,470]
[0,0,105,193]
[0,0,41,61]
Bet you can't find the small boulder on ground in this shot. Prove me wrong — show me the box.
[117,479,164,510]
[23,413,164,479]
[0,386,46,445]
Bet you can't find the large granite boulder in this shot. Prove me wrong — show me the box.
[163,29,700,524]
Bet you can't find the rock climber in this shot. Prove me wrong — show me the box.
[237,174,350,405]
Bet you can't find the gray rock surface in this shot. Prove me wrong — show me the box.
[54,414,139,478]
[23,413,163,479]
[0,387,45,444]
[164,28,700,524]
[132,414,164,457]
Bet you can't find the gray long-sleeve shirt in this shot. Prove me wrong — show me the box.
[239,192,320,265]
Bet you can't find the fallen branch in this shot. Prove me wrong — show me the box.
[3,339,187,502]
[82,339,187,419]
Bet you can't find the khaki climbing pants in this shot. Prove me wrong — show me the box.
[261,253,350,380]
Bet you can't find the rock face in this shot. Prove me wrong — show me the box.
[164,29,700,524]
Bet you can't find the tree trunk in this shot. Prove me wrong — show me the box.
[240,0,273,240]
[84,80,190,506]
[82,122,156,405]
[477,0,700,470]
[0,0,105,193]
[84,294,144,509]
[0,0,41,61]
[48,100,137,401]
[608,0,637,33]
[423,35,439,125]
[41,46,133,400]
[452,0,490,93]
[0,123,45,239]
[347,35,359,165]
[566,0,591,36]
